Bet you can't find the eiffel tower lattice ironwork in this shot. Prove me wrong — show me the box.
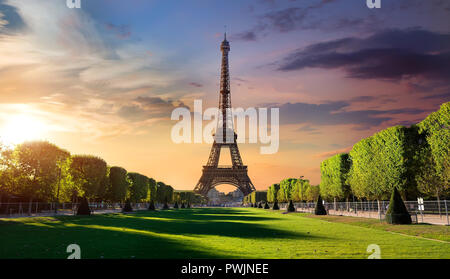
[194,34,256,197]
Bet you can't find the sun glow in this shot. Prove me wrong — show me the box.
[0,114,47,146]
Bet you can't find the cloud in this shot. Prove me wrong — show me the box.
[274,100,427,128]
[0,0,26,34]
[189,82,203,88]
[314,146,352,158]
[277,29,450,81]
[231,0,338,41]
[117,96,186,121]
[105,23,132,39]
[296,124,320,134]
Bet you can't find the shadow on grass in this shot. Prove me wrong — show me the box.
[0,208,328,259]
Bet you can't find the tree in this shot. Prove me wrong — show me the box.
[320,153,351,209]
[287,200,295,212]
[148,200,155,211]
[71,155,108,201]
[156,182,167,203]
[77,197,91,215]
[417,102,450,209]
[348,137,379,200]
[292,178,311,202]
[14,141,70,214]
[148,178,157,201]
[123,199,133,212]
[272,201,279,210]
[128,173,149,203]
[267,183,280,203]
[314,195,327,215]
[305,185,320,202]
[385,188,411,224]
[107,166,130,203]
[278,179,297,202]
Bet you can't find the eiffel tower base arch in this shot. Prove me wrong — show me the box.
[194,166,255,197]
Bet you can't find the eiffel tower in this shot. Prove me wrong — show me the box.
[194,34,256,197]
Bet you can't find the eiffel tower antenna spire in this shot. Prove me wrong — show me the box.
[194,36,255,198]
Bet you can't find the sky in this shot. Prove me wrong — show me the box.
[0,0,449,193]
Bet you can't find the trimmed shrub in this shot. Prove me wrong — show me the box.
[187,203,191,209]
[264,202,270,209]
[272,201,279,210]
[181,203,186,209]
[385,188,412,224]
[163,202,169,210]
[287,200,295,212]
[174,202,179,209]
[258,202,263,208]
[314,195,327,215]
[76,197,91,215]
[123,199,133,212]
[148,200,155,211]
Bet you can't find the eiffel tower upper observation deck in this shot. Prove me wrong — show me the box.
[193,34,256,197]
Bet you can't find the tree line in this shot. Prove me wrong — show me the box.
[244,178,320,204]
[0,141,203,207]
[319,102,449,205]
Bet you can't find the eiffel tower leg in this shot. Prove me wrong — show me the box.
[194,174,213,196]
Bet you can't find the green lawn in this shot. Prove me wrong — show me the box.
[0,207,448,259]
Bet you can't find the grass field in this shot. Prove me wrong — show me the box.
[0,208,449,259]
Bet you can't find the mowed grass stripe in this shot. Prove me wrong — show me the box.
[0,208,448,259]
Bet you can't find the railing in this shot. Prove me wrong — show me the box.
[0,202,199,218]
[260,200,450,225]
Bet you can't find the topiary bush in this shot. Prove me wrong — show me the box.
[163,202,169,210]
[264,202,270,209]
[272,201,279,210]
[123,199,133,212]
[174,202,179,209]
[287,200,295,212]
[181,203,186,208]
[148,200,155,211]
[385,188,412,224]
[258,202,263,208]
[76,197,91,215]
[187,203,191,209]
[314,195,327,215]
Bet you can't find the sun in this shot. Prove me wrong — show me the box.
[0,114,47,146]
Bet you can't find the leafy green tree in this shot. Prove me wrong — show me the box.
[320,153,351,209]
[267,183,280,203]
[0,145,17,203]
[305,185,320,202]
[292,178,311,202]
[107,166,130,203]
[13,141,70,213]
[348,126,421,215]
[57,157,77,203]
[348,137,378,200]
[417,102,450,205]
[148,178,157,201]
[128,172,149,202]
[71,155,108,201]
[156,182,173,203]
[278,179,297,202]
